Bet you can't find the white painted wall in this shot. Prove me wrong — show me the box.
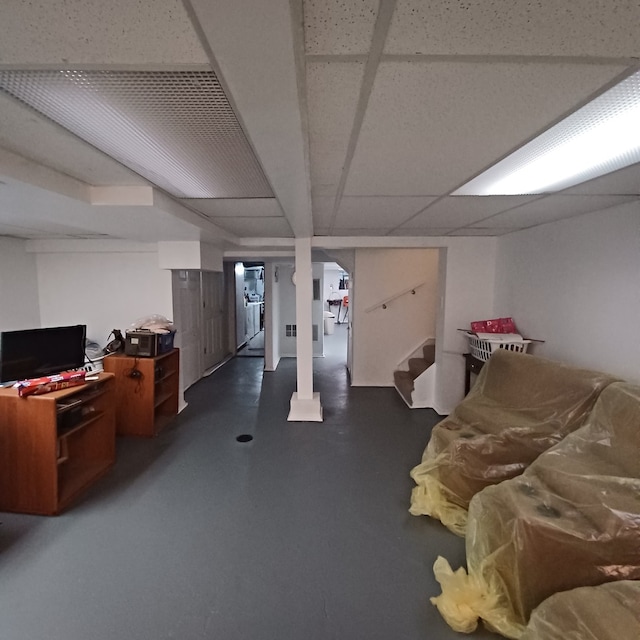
[264,261,280,371]
[35,246,172,348]
[436,242,498,414]
[494,202,640,383]
[275,262,324,358]
[278,263,297,357]
[351,248,440,386]
[0,237,40,331]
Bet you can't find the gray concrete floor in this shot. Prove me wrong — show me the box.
[0,325,498,639]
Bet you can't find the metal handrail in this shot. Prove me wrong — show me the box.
[364,281,428,313]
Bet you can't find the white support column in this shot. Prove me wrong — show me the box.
[288,237,323,421]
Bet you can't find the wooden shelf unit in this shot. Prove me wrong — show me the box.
[103,348,179,438]
[0,373,116,515]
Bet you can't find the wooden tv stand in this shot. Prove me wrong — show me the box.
[0,372,116,515]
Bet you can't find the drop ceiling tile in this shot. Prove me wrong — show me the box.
[335,196,436,228]
[400,196,540,228]
[212,217,293,237]
[0,0,208,65]
[449,228,512,237]
[344,61,626,196]
[476,195,638,229]
[561,163,640,195]
[385,0,640,57]
[388,227,455,236]
[312,196,336,226]
[182,198,283,218]
[307,62,365,198]
[330,228,392,237]
[303,0,378,55]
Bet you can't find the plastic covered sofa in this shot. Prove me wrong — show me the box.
[521,581,640,640]
[430,382,640,638]
[409,349,616,534]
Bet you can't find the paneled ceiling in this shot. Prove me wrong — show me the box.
[0,0,638,247]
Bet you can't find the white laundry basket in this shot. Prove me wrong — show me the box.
[464,332,531,362]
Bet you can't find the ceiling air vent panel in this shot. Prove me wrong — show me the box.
[0,70,273,199]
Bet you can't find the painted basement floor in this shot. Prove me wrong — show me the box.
[0,329,498,640]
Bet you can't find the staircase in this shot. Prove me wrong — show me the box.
[393,340,436,408]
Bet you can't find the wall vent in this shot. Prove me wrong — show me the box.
[312,324,319,341]
[285,324,297,337]
[313,278,320,301]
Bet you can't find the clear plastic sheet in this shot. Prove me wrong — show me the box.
[410,349,616,535]
[433,382,640,638]
[521,581,640,640]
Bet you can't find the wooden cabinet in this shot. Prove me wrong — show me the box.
[0,373,116,515]
[103,349,179,437]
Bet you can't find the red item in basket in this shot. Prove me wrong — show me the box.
[470,317,518,334]
[15,370,86,397]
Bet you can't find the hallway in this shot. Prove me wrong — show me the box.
[0,343,497,639]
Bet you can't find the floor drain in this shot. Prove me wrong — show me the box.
[236,434,253,443]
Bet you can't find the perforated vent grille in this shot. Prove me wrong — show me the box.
[455,70,640,195]
[0,70,273,198]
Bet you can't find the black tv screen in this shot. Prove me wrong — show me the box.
[0,324,87,383]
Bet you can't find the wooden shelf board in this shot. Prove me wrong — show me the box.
[154,391,175,410]
[57,411,104,439]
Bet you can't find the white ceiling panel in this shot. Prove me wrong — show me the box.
[448,228,513,237]
[399,195,542,229]
[0,0,208,66]
[345,61,625,196]
[385,0,640,57]
[476,195,638,229]
[388,227,455,237]
[312,196,336,226]
[303,0,378,55]
[181,198,283,218]
[561,163,640,196]
[307,62,365,200]
[0,177,211,241]
[335,196,436,228]
[212,217,293,237]
[330,228,392,237]
[0,219,115,239]
[0,93,147,186]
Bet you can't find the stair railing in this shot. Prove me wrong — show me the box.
[364,281,428,314]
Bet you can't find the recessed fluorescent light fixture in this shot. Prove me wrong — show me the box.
[454,71,640,195]
[0,70,273,199]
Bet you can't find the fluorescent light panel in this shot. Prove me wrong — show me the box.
[0,70,273,199]
[454,71,640,195]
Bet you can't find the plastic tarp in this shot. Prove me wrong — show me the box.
[521,581,640,640]
[410,349,616,535]
[431,382,640,638]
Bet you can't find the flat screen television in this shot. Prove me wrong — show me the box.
[0,324,87,383]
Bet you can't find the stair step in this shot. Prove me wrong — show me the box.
[393,370,414,406]
[408,357,428,378]
[423,343,436,367]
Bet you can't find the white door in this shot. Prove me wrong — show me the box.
[172,270,202,390]
[201,271,226,371]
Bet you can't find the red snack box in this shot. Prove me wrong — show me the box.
[16,370,86,397]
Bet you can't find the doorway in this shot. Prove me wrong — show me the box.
[235,262,265,358]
